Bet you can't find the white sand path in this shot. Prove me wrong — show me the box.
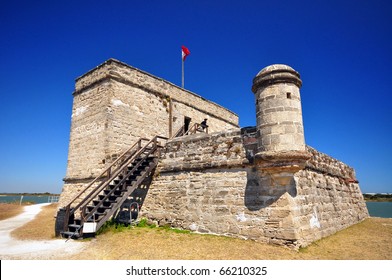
[0,203,84,259]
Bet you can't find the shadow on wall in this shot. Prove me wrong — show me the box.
[115,172,155,222]
[244,169,297,211]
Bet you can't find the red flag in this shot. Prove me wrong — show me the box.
[181,45,190,61]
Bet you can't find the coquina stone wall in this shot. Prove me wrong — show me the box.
[293,147,368,245]
[142,129,368,248]
[59,59,238,207]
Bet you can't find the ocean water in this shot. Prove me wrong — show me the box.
[366,202,392,218]
[0,195,59,204]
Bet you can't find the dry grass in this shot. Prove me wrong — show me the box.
[10,203,58,240]
[299,218,392,259]
[0,203,24,220]
[7,204,392,260]
[68,227,301,260]
[69,219,392,260]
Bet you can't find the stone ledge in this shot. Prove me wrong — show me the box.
[254,150,311,174]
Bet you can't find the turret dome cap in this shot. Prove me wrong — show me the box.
[252,64,302,93]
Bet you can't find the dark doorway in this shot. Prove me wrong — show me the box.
[184,116,191,133]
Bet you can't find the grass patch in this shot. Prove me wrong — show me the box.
[11,203,58,240]
[136,218,156,228]
[97,218,191,236]
[96,219,141,236]
[0,203,24,220]
[156,224,191,234]
[136,218,190,234]
[0,202,38,221]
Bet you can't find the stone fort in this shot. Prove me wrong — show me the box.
[56,58,368,248]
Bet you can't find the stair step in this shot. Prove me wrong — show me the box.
[128,166,142,173]
[61,231,80,238]
[87,205,111,212]
[93,200,114,207]
[98,194,120,201]
[86,211,106,216]
[103,189,124,196]
[86,217,102,223]
[90,205,112,209]
[84,213,105,222]
[126,177,137,183]
[68,223,82,229]
[72,218,82,225]
[114,176,140,184]
[108,184,127,191]
[114,179,138,186]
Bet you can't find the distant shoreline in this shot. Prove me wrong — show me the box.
[363,193,392,202]
[365,199,392,202]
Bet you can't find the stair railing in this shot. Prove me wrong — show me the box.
[171,123,208,139]
[185,123,208,135]
[62,136,167,233]
[79,136,165,224]
[172,125,185,138]
[93,155,159,231]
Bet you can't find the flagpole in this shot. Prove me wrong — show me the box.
[181,46,190,88]
[182,57,184,88]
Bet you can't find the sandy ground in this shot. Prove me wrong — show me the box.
[0,203,84,260]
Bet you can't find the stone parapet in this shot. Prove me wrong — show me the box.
[159,129,249,172]
[305,146,357,181]
[75,59,239,126]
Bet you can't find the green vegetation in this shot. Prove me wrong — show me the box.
[136,218,156,228]
[364,193,392,202]
[133,218,192,234]
[97,218,192,236]
[96,220,132,235]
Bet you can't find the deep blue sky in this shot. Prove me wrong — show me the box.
[0,0,391,194]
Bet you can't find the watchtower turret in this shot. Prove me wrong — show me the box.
[252,64,310,174]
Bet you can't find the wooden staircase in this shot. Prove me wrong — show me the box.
[55,136,167,239]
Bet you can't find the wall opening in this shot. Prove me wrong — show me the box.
[184,116,191,133]
[286,92,292,99]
